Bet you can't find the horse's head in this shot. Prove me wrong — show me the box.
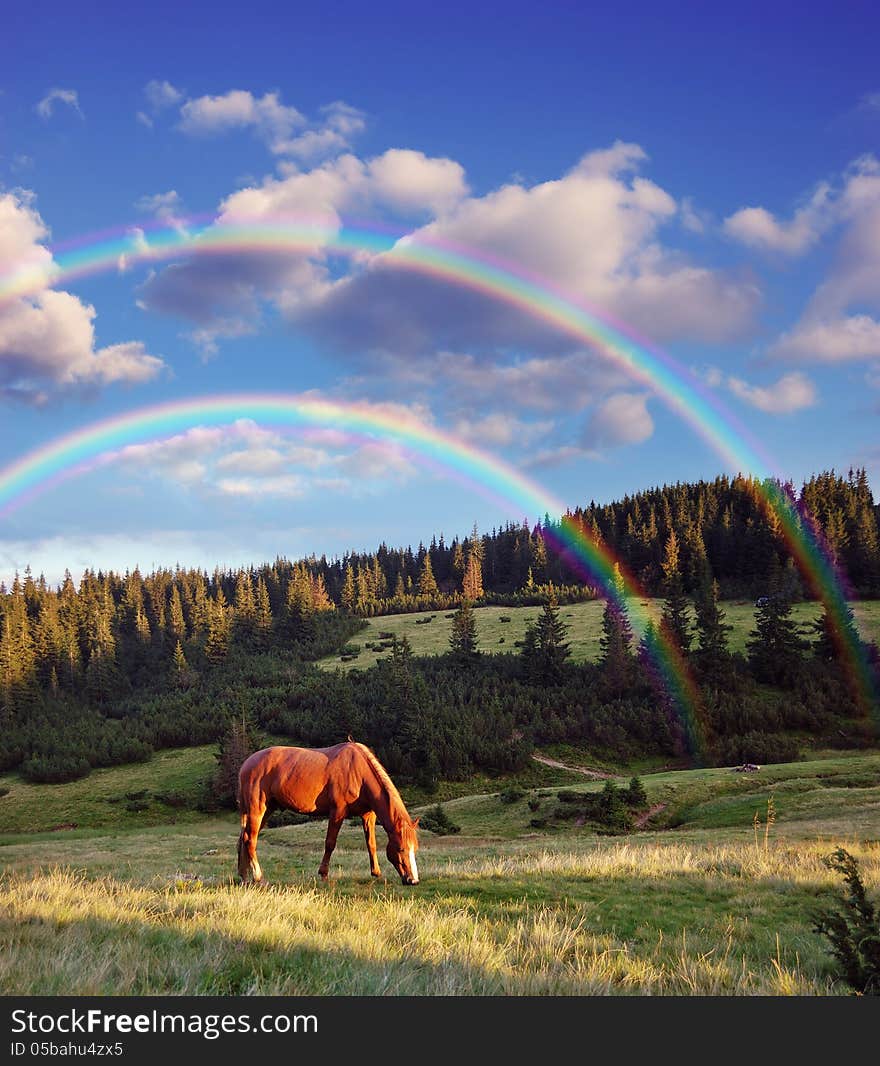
[386,817,420,885]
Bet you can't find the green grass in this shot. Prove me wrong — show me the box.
[1,749,878,995]
[317,599,880,670]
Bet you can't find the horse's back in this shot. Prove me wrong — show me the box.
[238,742,362,813]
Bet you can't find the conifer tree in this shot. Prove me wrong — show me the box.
[660,530,692,654]
[418,554,439,597]
[205,590,230,665]
[341,563,357,613]
[449,599,479,658]
[747,593,808,687]
[599,563,634,693]
[693,579,732,675]
[462,551,484,600]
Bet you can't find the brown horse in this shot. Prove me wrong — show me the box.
[237,740,420,885]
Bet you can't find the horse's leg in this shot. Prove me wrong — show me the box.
[362,810,381,877]
[318,810,345,881]
[238,803,266,884]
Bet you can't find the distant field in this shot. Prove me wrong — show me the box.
[318,598,880,671]
[1,750,878,995]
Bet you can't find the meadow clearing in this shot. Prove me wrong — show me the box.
[1,746,878,996]
[317,598,880,671]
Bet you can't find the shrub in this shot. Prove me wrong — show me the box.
[155,790,190,809]
[623,776,648,808]
[500,787,525,804]
[419,803,461,835]
[713,732,801,767]
[813,848,880,995]
[527,797,540,812]
[0,787,9,799]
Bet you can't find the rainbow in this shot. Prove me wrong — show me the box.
[0,393,705,756]
[0,215,876,727]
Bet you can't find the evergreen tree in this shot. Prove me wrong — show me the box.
[747,593,808,687]
[341,563,356,613]
[449,599,479,658]
[660,530,692,654]
[418,554,439,597]
[212,710,263,809]
[693,579,732,676]
[205,590,230,665]
[599,563,634,693]
[812,600,861,663]
[523,592,571,684]
[462,551,484,600]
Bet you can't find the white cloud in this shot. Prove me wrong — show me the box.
[723,183,833,256]
[36,88,82,120]
[0,191,165,401]
[726,371,817,413]
[582,392,654,448]
[178,89,306,152]
[769,315,880,362]
[366,149,468,215]
[452,412,554,448]
[272,101,366,162]
[296,140,759,357]
[109,410,421,499]
[144,79,183,111]
[134,190,185,223]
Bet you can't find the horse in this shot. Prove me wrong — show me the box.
[237,740,420,885]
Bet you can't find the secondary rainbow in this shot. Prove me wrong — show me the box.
[0,392,706,755]
[0,215,875,720]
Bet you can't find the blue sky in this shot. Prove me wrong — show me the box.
[2,1,880,585]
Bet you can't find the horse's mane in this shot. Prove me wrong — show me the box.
[352,741,417,838]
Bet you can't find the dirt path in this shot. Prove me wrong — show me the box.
[531,753,617,780]
[634,803,668,828]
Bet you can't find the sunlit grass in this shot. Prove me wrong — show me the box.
[5,836,875,995]
[317,599,880,671]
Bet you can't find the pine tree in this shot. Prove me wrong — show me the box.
[212,710,263,809]
[812,600,861,663]
[660,530,692,654]
[418,554,439,597]
[255,577,273,648]
[341,563,357,613]
[462,551,484,600]
[205,590,230,665]
[449,599,479,658]
[693,579,732,675]
[523,591,571,684]
[747,593,808,688]
[599,563,633,693]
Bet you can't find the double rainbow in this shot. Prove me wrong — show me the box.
[0,215,875,741]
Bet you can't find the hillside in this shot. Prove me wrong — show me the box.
[1,749,878,995]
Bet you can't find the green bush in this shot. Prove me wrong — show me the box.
[419,803,461,835]
[500,787,525,804]
[813,848,880,995]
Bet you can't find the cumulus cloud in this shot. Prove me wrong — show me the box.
[582,392,654,448]
[134,190,186,224]
[769,316,880,362]
[0,191,165,402]
[757,156,880,364]
[144,79,183,111]
[109,410,421,499]
[272,101,367,162]
[724,183,833,256]
[295,141,758,360]
[178,89,305,150]
[726,371,817,413]
[36,88,82,120]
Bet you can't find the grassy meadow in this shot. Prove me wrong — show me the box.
[317,598,880,671]
[1,747,879,995]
